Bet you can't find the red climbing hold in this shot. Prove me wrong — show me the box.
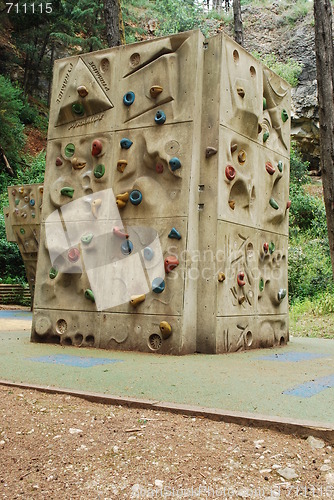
[237,271,246,287]
[92,140,103,157]
[225,165,236,181]
[164,256,179,274]
[68,247,80,263]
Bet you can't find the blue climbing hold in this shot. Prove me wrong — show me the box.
[129,190,142,205]
[121,240,133,255]
[152,278,165,294]
[154,110,166,125]
[123,91,135,106]
[120,138,133,149]
[143,247,154,261]
[169,157,181,172]
[29,199,35,207]
[168,227,181,240]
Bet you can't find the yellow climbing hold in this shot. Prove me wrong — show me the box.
[159,321,172,339]
[130,294,146,307]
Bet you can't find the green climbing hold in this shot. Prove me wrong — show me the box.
[65,143,75,158]
[259,278,264,292]
[61,187,74,198]
[263,97,267,110]
[85,289,95,302]
[263,131,269,143]
[277,160,283,173]
[81,233,94,245]
[15,199,19,206]
[49,267,58,279]
[72,102,85,116]
[269,197,279,210]
[268,241,275,254]
[278,288,287,301]
[281,109,289,123]
[94,164,105,179]
[20,228,25,234]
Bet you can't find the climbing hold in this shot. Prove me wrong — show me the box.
[228,200,235,210]
[72,102,84,115]
[14,209,19,215]
[277,160,283,173]
[218,272,226,282]
[121,239,133,255]
[159,321,172,339]
[130,294,145,307]
[263,132,270,142]
[68,247,80,263]
[169,157,181,172]
[15,199,20,206]
[39,186,44,194]
[18,187,24,194]
[113,226,129,239]
[168,227,181,240]
[281,109,289,122]
[231,143,238,153]
[116,192,129,209]
[20,228,25,234]
[91,198,102,218]
[49,267,58,280]
[205,147,218,158]
[237,87,245,98]
[31,212,35,218]
[24,196,29,202]
[238,296,246,305]
[120,138,133,149]
[123,91,135,106]
[259,278,264,292]
[225,165,236,181]
[268,241,275,254]
[71,158,86,170]
[143,247,154,261]
[29,199,35,206]
[81,233,94,245]
[65,143,75,157]
[85,289,95,302]
[117,160,128,173]
[77,85,88,98]
[286,200,291,210]
[237,272,246,287]
[11,189,16,196]
[154,110,166,125]
[265,162,275,175]
[263,242,269,254]
[152,278,165,293]
[150,85,163,98]
[238,150,246,164]
[56,157,63,166]
[278,288,287,301]
[61,187,74,198]
[263,97,267,110]
[92,139,103,157]
[129,190,142,205]
[269,197,279,210]
[164,256,179,274]
[156,163,164,173]
[21,212,27,218]
[94,164,105,178]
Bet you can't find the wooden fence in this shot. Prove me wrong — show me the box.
[0,284,31,305]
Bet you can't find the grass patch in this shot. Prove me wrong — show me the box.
[289,292,334,339]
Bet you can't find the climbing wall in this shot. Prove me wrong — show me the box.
[5,184,44,300]
[31,30,290,354]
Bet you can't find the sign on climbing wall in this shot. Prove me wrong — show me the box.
[31,30,291,354]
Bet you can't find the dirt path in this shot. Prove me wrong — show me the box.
[0,385,333,499]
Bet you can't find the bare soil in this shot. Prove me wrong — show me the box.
[0,385,333,499]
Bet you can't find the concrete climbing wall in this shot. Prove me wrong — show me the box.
[4,183,44,300]
[31,30,291,354]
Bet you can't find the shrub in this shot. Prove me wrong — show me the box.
[252,52,302,87]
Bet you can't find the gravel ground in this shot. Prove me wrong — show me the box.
[0,385,334,499]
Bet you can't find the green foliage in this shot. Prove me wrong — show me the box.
[154,0,204,35]
[0,75,25,171]
[278,0,311,26]
[252,52,302,87]
[0,213,26,283]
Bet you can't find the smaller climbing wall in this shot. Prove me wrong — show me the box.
[30,30,290,354]
[5,184,44,300]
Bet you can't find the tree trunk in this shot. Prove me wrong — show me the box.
[47,42,55,107]
[314,0,334,278]
[233,0,244,46]
[104,0,124,47]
